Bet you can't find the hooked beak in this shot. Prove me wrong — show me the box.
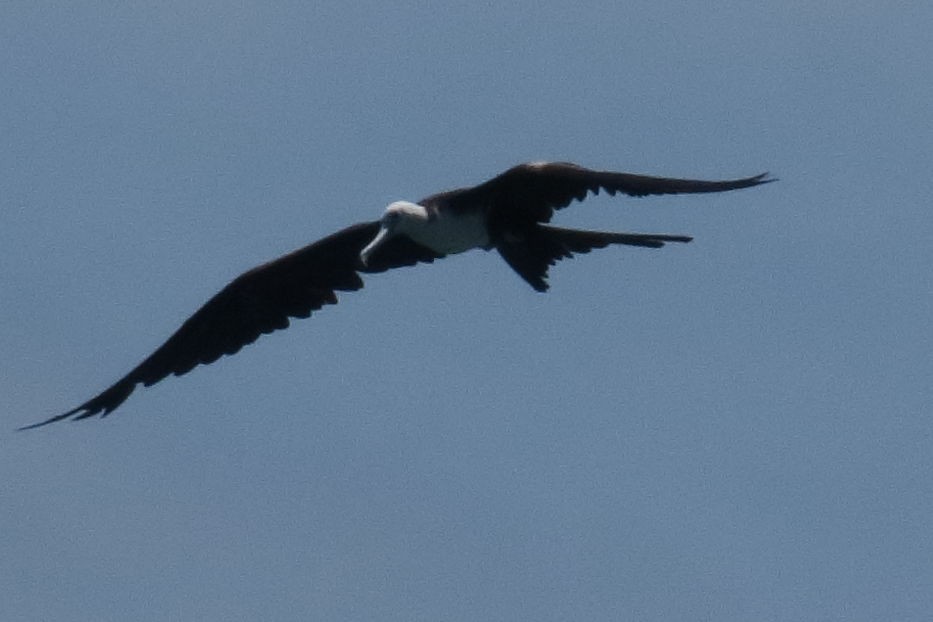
[360,224,391,266]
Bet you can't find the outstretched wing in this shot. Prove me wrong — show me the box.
[22,222,441,429]
[430,161,773,225]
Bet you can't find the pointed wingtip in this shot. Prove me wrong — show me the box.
[18,379,137,431]
[17,408,85,431]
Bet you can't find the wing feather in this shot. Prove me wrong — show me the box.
[22,222,440,429]
[430,161,772,225]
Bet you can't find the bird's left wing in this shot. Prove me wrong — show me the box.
[21,222,440,429]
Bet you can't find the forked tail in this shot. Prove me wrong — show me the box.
[496,224,692,292]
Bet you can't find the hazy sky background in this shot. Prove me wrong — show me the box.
[2,3,930,620]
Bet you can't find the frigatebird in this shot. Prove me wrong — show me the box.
[22,161,772,429]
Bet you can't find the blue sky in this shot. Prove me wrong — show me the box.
[2,2,930,620]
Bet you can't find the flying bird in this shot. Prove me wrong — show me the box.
[22,162,772,429]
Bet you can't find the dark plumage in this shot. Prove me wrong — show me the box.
[22,162,772,429]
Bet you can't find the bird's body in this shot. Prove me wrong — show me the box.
[367,200,491,257]
[22,161,773,429]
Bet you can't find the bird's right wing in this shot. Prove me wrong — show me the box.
[22,222,441,429]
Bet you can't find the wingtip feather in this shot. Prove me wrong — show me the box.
[18,379,138,431]
[17,407,85,431]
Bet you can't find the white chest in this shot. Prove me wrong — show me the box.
[411,210,490,255]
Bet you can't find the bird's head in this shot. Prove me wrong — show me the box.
[360,201,429,265]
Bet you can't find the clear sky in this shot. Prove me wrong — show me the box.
[2,2,930,620]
